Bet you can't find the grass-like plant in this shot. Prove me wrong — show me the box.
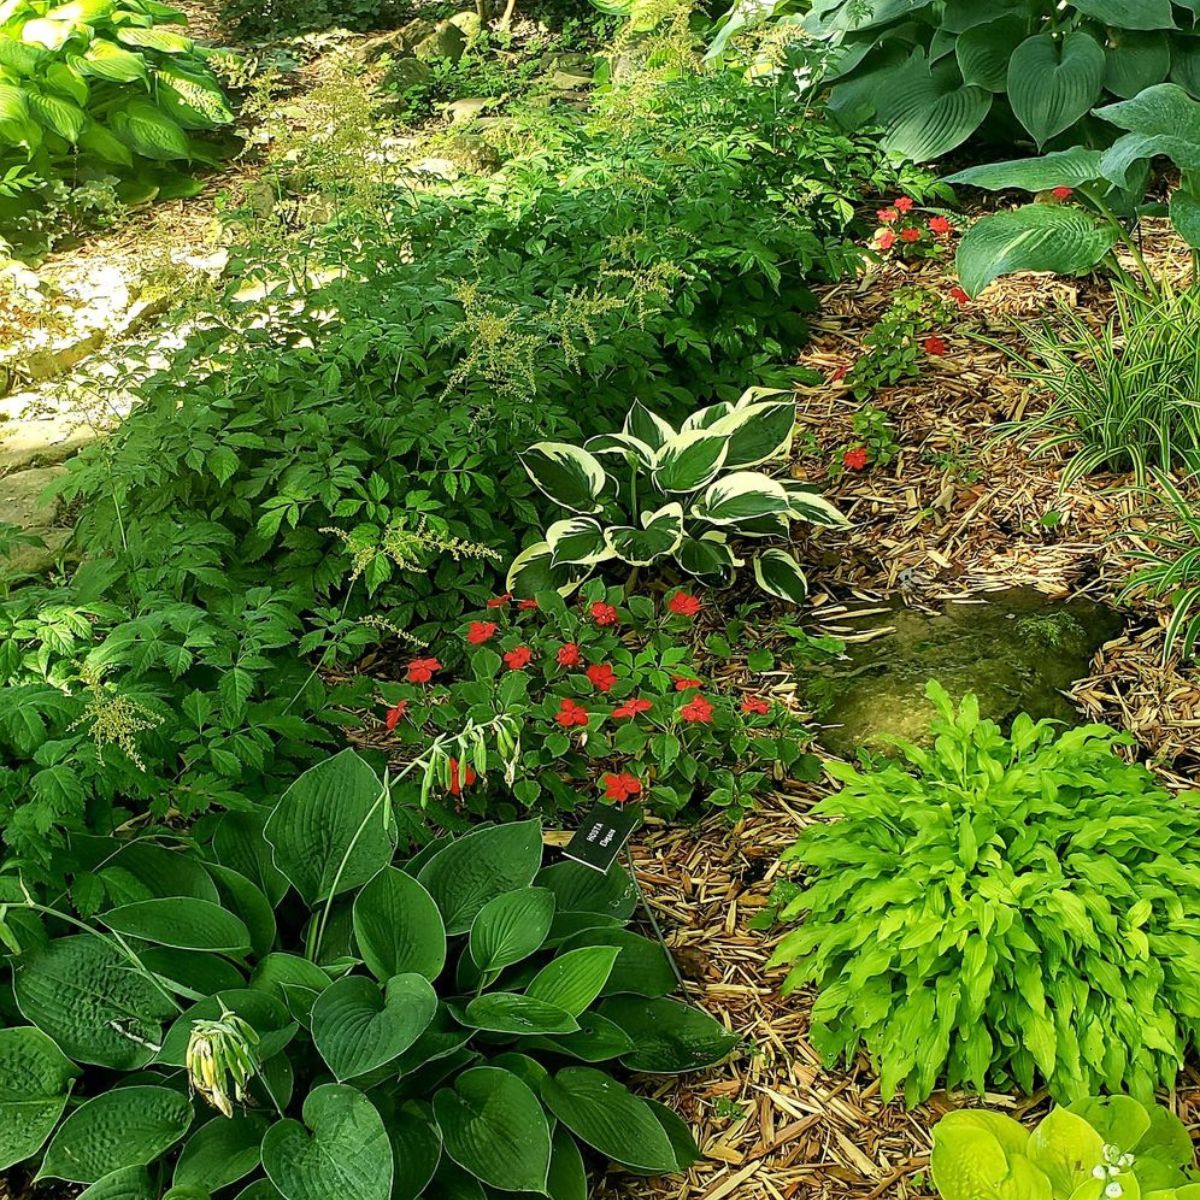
[0,749,737,1197]
[1000,285,1200,485]
[767,681,1200,1106]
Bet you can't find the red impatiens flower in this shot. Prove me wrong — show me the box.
[517,598,539,610]
[680,694,714,724]
[467,621,498,645]
[668,591,702,618]
[406,657,441,684]
[487,593,512,608]
[895,196,914,213]
[843,446,869,471]
[556,642,582,668]
[555,698,590,728]
[591,601,619,626]
[741,695,770,716]
[924,335,947,356]
[877,229,896,250]
[1051,186,1074,200]
[829,364,849,383]
[877,207,899,224]
[672,675,702,691]
[612,697,653,720]
[504,645,533,670]
[586,663,618,693]
[900,226,921,243]
[928,215,953,235]
[384,701,408,730]
[448,757,478,796]
[949,285,970,307]
[603,772,642,803]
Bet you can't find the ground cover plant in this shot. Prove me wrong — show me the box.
[767,682,1200,1106]
[379,580,820,822]
[0,749,737,1197]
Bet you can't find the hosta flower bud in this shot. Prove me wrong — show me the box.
[186,1009,260,1118]
[1105,1183,1123,1198]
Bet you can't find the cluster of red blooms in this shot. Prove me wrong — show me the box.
[874,196,956,252]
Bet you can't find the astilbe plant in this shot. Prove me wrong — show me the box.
[767,681,1200,1106]
[0,749,737,1198]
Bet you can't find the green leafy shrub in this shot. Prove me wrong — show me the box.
[767,681,1200,1105]
[220,0,400,37]
[509,390,847,603]
[769,0,1200,162]
[932,1097,1200,1200]
[0,0,233,220]
[379,580,819,821]
[0,749,737,1196]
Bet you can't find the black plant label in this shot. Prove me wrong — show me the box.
[562,803,641,872]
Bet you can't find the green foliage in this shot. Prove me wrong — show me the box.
[380,581,820,821]
[509,389,847,604]
[0,66,904,865]
[0,750,737,1196]
[779,1,1200,162]
[1120,472,1200,663]
[767,681,1200,1105]
[845,285,956,400]
[999,285,1200,485]
[220,0,400,37]
[0,0,233,220]
[932,1097,1200,1200]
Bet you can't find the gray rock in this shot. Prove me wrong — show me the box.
[0,414,97,470]
[1,464,66,532]
[414,20,467,63]
[358,18,434,62]
[447,133,502,174]
[446,97,490,124]
[385,55,434,94]
[5,526,71,576]
[448,10,482,40]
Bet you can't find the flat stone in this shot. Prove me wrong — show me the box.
[447,97,490,123]
[549,70,593,90]
[0,415,97,470]
[23,329,106,381]
[6,526,71,575]
[1,464,67,532]
[448,10,482,39]
[414,20,466,63]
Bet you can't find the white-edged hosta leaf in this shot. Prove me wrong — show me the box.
[876,52,992,161]
[784,486,849,528]
[1008,31,1105,147]
[944,146,1104,191]
[520,443,607,515]
[675,531,741,585]
[0,1027,78,1171]
[546,517,613,567]
[506,541,589,598]
[652,429,729,492]
[622,399,674,451]
[680,401,733,433]
[603,502,684,566]
[955,204,1118,296]
[699,472,790,525]
[582,431,656,471]
[752,548,809,605]
[708,400,795,468]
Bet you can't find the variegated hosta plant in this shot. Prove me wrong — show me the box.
[0,0,233,202]
[0,750,738,1198]
[932,1098,1200,1200]
[508,389,847,605]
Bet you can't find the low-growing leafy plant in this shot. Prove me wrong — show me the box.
[378,580,820,821]
[0,749,738,1197]
[0,0,233,220]
[220,0,400,37]
[932,1096,1200,1200]
[844,286,957,401]
[767,681,1200,1105]
[509,390,847,604]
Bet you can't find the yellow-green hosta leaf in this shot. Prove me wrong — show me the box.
[110,97,190,159]
[602,501,683,566]
[46,0,117,19]
[1066,1097,1152,1158]
[20,18,74,51]
[752,547,808,605]
[78,116,133,165]
[28,89,84,140]
[77,38,149,84]
[932,1111,1046,1200]
[520,442,607,515]
[1027,1108,1104,1198]
[155,60,233,128]
[116,25,193,52]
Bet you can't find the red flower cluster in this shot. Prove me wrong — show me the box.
[741,695,770,715]
[873,196,956,256]
[448,757,477,796]
[843,446,869,472]
[517,598,538,610]
[406,657,441,684]
[949,285,970,307]
[586,663,618,693]
[384,701,408,730]
[612,697,653,720]
[899,227,921,244]
[929,215,953,235]
[681,694,714,724]
[1051,186,1074,200]
[487,593,512,608]
[667,591,702,618]
[555,698,589,728]
[467,621,498,645]
[672,675,702,691]
[591,601,619,627]
[504,645,533,670]
[895,197,913,213]
[556,642,582,668]
[604,772,642,803]
[923,335,947,356]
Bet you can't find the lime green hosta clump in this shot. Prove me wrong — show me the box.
[0,749,737,1198]
[509,389,847,605]
[767,681,1200,1105]
[932,1098,1200,1200]
[0,0,233,203]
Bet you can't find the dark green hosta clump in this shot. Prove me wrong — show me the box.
[767,681,1200,1106]
[0,749,737,1198]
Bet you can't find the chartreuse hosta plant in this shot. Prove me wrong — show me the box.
[767,682,1200,1106]
[0,749,737,1198]
[509,390,846,605]
[946,84,1200,297]
[0,0,233,200]
[932,1097,1200,1200]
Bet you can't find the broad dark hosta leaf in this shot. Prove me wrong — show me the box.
[174,1113,269,1193]
[250,953,332,1024]
[212,808,290,907]
[956,204,1118,297]
[600,996,741,1073]
[1008,31,1105,147]
[462,992,580,1035]
[1171,188,1200,247]
[1095,84,1200,185]
[352,867,447,983]
[0,1027,78,1170]
[38,1086,192,1184]
[1074,0,1175,28]
[1104,31,1171,99]
[956,14,1027,92]
[264,748,394,905]
[388,1101,442,1200]
[945,146,1105,191]
[76,1166,157,1199]
[469,887,556,973]
[158,989,297,1066]
[99,896,251,952]
[434,1066,552,1192]
[14,936,177,1070]
[526,946,621,1017]
[876,53,992,161]
[207,863,277,959]
[603,503,685,567]
[262,1085,393,1200]
[535,860,638,920]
